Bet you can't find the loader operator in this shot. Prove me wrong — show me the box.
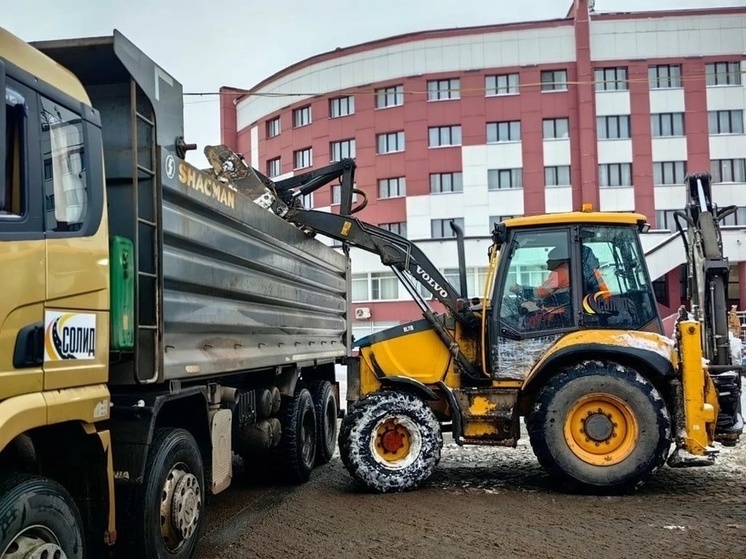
[510,246,571,329]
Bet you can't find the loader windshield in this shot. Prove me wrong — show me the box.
[579,225,657,329]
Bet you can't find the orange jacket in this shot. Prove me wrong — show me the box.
[536,262,570,299]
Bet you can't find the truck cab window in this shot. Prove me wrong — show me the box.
[2,86,26,218]
[40,97,87,231]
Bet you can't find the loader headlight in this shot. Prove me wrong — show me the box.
[637,220,651,233]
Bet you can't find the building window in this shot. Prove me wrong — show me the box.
[293,105,312,128]
[330,96,354,118]
[351,273,369,301]
[653,161,686,185]
[488,168,523,190]
[649,64,682,89]
[430,172,463,194]
[711,159,746,183]
[267,157,281,178]
[375,85,404,108]
[266,117,281,138]
[487,121,521,143]
[379,221,407,238]
[427,78,460,101]
[543,117,570,139]
[597,115,631,140]
[377,131,405,154]
[371,272,399,300]
[294,147,312,169]
[708,110,744,135]
[705,62,742,86]
[490,215,521,225]
[594,67,628,91]
[378,177,406,199]
[331,184,359,205]
[545,166,571,187]
[721,207,746,226]
[486,73,519,96]
[599,163,632,187]
[330,139,356,161]
[655,210,676,232]
[652,276,669,306]
[428,125,462,147]
[431,218,465,239]
[651,113,685,137]
[540,70,568,91]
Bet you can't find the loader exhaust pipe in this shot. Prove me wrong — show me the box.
[449,220,468,299]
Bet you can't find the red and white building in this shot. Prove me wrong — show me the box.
[219,0,746,340]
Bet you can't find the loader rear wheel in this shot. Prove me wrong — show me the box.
[309,380,338,466]
[339,390,442,493]
[527,360,671,494]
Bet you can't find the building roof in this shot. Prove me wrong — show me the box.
[235,3,746,103]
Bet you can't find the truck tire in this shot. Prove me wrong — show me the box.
[309,380,338,466]
[338,390,442,493]
[527,360,671,494]
[120,428,204,559]
[0,473,84,558]
[274,387,317,483]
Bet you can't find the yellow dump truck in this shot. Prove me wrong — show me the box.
[0,28,351,558]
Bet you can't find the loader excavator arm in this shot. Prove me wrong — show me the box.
[674,172,743,443]
[203,144,484,382]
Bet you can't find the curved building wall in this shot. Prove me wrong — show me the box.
[220,4,746,337]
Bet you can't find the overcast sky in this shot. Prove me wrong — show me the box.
[5,0,743,165]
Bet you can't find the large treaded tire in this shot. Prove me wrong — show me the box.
[118,428,205,559]
[273,387,317,484]
[339,390,442,493]
[527,360,671,494]
[0,474,84,558]
[308,380,338,466]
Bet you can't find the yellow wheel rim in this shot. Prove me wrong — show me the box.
[563,393,639,466]
[373,418,412,463]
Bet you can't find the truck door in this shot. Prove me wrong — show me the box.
[38,92,110,391]
[0,74,46,396]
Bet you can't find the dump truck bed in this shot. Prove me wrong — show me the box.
[33,31,350,385]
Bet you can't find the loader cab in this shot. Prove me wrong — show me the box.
[488,213,660,379]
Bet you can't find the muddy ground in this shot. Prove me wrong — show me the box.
[197,426,746,559]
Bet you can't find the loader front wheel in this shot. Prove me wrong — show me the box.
[339,390,442,493]
[528,361,671,494]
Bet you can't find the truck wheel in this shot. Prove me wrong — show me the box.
[0,474,84,559]
[527,360,671,494]
[122,428,204,559]
[309,380,338,465]
[274,387,317,483]
[338,390,442,493]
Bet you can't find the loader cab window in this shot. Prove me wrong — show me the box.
[39,96,87,232]
[2,84,26,218]
[579,225,657,329]
[498,229,574,334]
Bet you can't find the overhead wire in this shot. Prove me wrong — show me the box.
[183,68,745,102]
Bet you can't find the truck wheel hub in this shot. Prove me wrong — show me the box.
[4,531,66,559]
[161,467,202,550]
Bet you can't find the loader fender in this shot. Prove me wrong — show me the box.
[520,330,676,414]
[378,376,439,402]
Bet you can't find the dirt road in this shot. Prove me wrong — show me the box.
[197,432,746,559]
